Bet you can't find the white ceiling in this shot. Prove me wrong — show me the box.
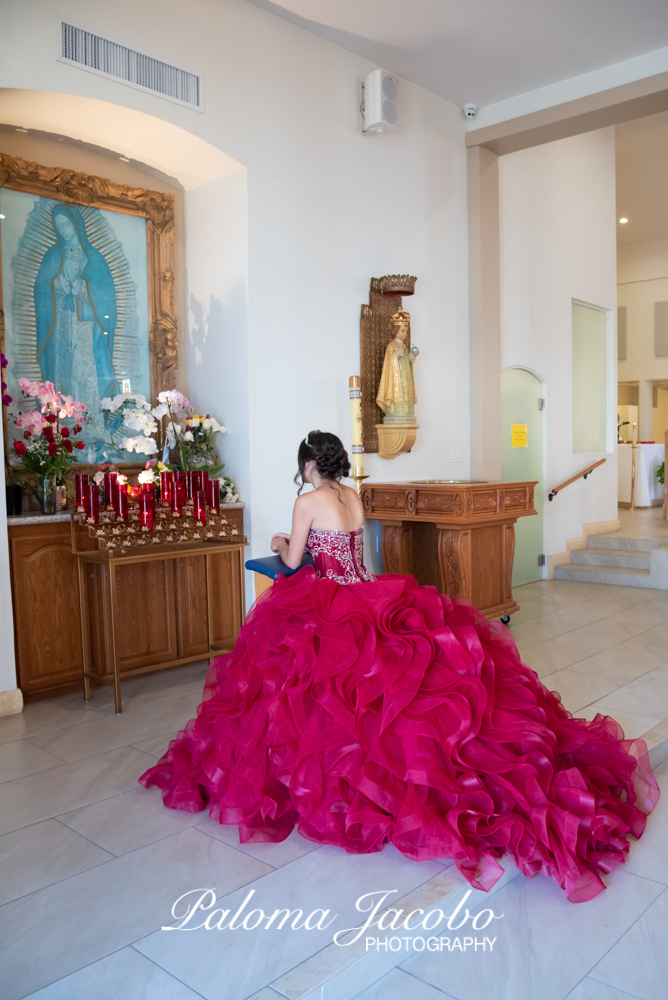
[616,111,668,246]
[246,0,668,108]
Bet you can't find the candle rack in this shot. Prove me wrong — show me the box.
[81,503,245,551]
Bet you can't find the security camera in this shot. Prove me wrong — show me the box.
[463,103,477,119]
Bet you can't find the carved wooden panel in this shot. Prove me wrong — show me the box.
[9,522,85,698]
[380,523,413,575]
[0,152,177,460]
[437,527,472,600]
[360,278,414,453]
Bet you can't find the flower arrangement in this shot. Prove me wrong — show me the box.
[100,392,159,455]
[1,353,11,408]
[152,390,227,473]
[10,379,87,508]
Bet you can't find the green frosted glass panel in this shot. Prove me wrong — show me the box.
[573,302,607,453]
[501,368,544,586]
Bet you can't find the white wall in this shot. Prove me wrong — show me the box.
[618,272,668,442]
[499,128,619,559]
[0,0,471,692]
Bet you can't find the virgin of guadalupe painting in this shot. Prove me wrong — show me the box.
[0,153,177,467]
[1,189,150,461]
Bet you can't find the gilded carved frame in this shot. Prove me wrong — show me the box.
[0,152,178,469]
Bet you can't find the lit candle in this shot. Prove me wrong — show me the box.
[160,470,173,507]
[193,490,207,526]
[349,375,364,475]
[171,479,185,516]
[138,494,154,531]
[75,473,89,512]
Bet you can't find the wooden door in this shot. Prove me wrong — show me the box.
[208,548,244,650]
[9,522,84,699]
[111,559,179,671]
[175,555,209,658]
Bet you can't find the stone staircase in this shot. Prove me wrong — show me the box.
[553,533,668,587]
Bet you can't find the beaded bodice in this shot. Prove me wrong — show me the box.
[307,527,375,586]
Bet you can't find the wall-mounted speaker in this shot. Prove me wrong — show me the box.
[362,69,399,134]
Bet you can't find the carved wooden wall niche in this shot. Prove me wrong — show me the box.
[360,275,416,453]
[0,152,178,467]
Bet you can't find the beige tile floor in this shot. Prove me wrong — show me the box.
[0,582,667,1000]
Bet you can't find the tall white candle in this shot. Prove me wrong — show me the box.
[349,375,364,474]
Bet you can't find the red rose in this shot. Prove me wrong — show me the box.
[48,442,58,456]
[44,429,54,442]
[23,430,31,439]
[60,427,70,438]
[75,441,85,450]
[72,424,82,435]
[13,440,26,457]
[45,414,57,424]
[63,439,73,453]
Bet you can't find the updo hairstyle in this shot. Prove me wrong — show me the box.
[294,431,351,493]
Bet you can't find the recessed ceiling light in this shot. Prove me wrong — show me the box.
[0,214,5,220]
[619,217,628,224]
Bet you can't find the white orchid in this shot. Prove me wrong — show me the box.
[121,436,159,455]
[138,468,157,484]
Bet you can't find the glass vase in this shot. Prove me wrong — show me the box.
[41,476,56,515]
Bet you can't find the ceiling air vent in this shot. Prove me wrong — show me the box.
[59,20,202,111]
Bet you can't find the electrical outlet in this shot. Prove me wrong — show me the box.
[451,449,463,463]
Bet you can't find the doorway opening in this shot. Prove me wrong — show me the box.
[501,367,545,586]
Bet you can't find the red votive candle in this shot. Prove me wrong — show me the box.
[159,471,173,506]
[175,469,187,499]
[103,471,117,509]
[84,484,99,523]
[191,471,203,495]
[127,483,143,503]
[75,473,89,511]
[171,479,185,516]
[208,477,220,513]
[114,482,128,521]
[201,470,210,490]
[141,481,156,500]
[193,490,207,525]
[138,494,154,531]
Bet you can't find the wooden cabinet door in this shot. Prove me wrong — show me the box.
[208,548,244,650]
[175,555,209,658]
[111,559,179,671]
[9,522,84,699]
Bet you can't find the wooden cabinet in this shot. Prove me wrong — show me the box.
[9,521,87,700]
[9,517,246,702]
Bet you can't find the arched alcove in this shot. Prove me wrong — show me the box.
[0,90,252,702]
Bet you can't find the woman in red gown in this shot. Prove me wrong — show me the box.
[140,431,659,903]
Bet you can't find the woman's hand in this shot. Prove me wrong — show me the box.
[270,532,290,553]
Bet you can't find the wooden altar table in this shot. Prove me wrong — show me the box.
[361,480,537,620]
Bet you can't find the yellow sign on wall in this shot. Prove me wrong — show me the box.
[511,424,528,448]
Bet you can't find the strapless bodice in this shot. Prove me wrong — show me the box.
[306,527,375,585]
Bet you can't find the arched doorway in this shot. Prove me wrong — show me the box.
[501,366,545,586]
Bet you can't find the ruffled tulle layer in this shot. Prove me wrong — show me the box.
[139,569,659,903]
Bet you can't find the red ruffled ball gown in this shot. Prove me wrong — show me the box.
[140,527,659,903]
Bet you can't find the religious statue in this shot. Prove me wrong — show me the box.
[376,309,419,424]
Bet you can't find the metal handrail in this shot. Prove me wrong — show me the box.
[548,458,606,501]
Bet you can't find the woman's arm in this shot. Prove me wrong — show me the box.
[270,494,313,570]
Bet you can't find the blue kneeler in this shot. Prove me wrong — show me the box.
[245,552,315,580]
